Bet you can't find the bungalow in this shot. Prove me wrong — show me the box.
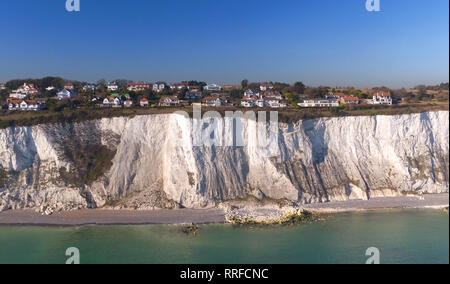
[223,85,241,91]
[9,91,28,99]
[266,98,289,108]
[326,92,346,100]
[185,92,203,100]
[8,99,41,111]
[264,91,283,100]
[103,96,122,107]
[202,96,228,107]
[188,86,202,92]
[107,83,120,91]
[127,82,150,92]
[204,84,222,92]
[159,96,180,107]
[241,98,257,108]
[153,83,166,92]
[260,83,274,91]
[372,91,393,105]
[140,98,150,107]
[340,96,361,105]
[123,99,133,108]
[0,83,5,90]
[298,99,340,107]
[57,89,75,100]
[170,82,189,91]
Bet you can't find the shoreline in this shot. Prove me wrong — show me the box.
[0,194,448,227]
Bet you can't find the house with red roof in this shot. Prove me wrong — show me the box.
[140,98,150,107]
[159,96,180,107]
[340,96,361,105]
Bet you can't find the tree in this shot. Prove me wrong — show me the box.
[293,82,306,94]
[241,79,249,89]
[230,89,243,99]
[97,79,107,86]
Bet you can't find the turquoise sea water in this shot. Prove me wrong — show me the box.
[0,209,448,264]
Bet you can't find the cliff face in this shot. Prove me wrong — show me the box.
[0,111,448,213]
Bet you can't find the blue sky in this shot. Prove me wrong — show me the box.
[0,0,448,88]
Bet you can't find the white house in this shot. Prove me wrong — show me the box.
[46,86,55,91]
[107,83,120,91]
[204,84,222,92]
[298,99,340,107]
[0,83,5,90]
[57,89,75,100]
[266,98,289,108]
[372,91,393,105]
[103,97,122,107]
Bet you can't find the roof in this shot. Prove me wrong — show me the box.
[128,82,149,86]
[342,96,360,101]
[8,99,38,104]
[374,91,391,97]
[160,96,179,101]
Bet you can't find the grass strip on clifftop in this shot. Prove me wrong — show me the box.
[0,102,448,129]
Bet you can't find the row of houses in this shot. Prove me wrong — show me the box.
[105,82,276,93]
[7,98,42,111]
[299,91,393,107]
[240,90,289,108]
[158,94,231,107]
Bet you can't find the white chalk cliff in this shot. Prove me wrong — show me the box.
[0,111,448,213]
